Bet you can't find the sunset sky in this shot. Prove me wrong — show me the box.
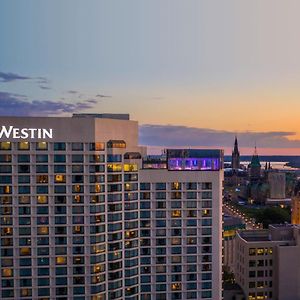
[1,0,300,154]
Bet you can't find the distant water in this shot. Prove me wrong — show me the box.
[224,155,300,170]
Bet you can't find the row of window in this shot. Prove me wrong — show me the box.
[0,184,105,195]
[0,195,104,205]
[0,163,138,173]
[0,142,105,151]
[141,182,212,190]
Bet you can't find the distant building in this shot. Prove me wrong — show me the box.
[231,136,240,170]
[266,171,291,206]
[292,181,300,224]
[234,225,300,300]
[224,137,247,188]
[249,146,261,182]
[223,215,245,272]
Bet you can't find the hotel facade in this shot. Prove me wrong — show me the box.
[0,114,223,300]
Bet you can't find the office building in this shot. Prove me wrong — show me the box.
[235,225,300,300]
[0,115,223,300]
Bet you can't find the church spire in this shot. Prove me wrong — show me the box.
[231,135,240,170]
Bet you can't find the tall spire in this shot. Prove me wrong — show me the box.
[234,135,238,152]
[231,135,240,170]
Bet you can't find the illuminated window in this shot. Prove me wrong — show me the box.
[92,274,105,284]
[0,196,11,204]
[171,182,181,190]
[95,142,105,151]
[2,268,13,277]
[20,247,31,256]
[257,248,264,255]
[125,230,137,238]
[56,256,67,265]
[36,142,48,150]
[93,264,105,273]
[36,175,48,183]
[172,210,181,218]
[2,227,12,235]
[107,164,122,172]
[171,283,181,290]
[202,209,211,217]
[107,140,126,148]
[55,174,66,183]
[37,196,48,204]
[21,288,31,297]
[1,185,11,194]
[73,185,83,193]
[38,227,49,235]
[0,142,11,150]
[73,195,82,203]
[124,164,138,172]
[187,238,197,244]
[73,226,83,234]
[269,248,273,254]
[95,184,101,193]
[18,142,30,150]
[171,238,181,245]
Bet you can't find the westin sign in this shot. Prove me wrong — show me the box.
[0,126,53,139]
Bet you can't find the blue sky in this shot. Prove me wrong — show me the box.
[1,0,300,153]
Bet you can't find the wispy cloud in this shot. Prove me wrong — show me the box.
[39,85,51,90]
[139,124,300,149]
[0,72,31,82]
[0,91,98,116]
[96,94,111,98]
[67,90,78,94]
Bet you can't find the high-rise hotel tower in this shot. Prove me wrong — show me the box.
[0,114,223,300]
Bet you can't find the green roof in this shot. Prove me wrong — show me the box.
[250,154,261,167]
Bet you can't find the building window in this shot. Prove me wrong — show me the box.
[36,142,48,150]
[55,174,66,183]
[54,142,66,151]
[172,210,181,218]
[2,268,13,277]
[37,227,49,235]
[72,143,84,151]
[36,175,48,184]
[0,142,11,150]
[18,142,30,150]
[37,195,48,204]
[56,256,67,265]
[124,164,138,172]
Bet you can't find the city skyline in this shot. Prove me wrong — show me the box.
[1,1,300,154]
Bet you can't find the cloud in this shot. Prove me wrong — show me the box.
[68,90,78,94]
[0,91,98,116]
[0,72,31,82]
[36,77,50,85]
[139,124,300,149]
[39,85,51,90]
[96,94,111,98]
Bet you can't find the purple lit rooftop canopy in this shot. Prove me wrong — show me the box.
[143,149,224,170]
